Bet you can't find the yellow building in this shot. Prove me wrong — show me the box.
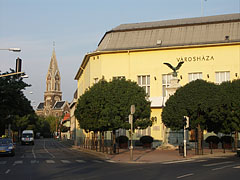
[74,13,240,146]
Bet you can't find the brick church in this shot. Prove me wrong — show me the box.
[36,49,69,117]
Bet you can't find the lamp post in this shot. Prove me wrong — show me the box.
[0,48,21,52]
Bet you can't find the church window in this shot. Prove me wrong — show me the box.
[47,82,51,91]
[47,74,51,80]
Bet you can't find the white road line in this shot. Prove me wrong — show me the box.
[31,160,39,164]
[44,139,55,158]
[46,160,55,164]
[76,160,86,163]
[162,159,195,164]
[32,144,36,159]
[212,165,234,171]
[5,169,10,174]
[203,161,233,167]
[233,166,240,169]
[177,173,194,179]
[0,161,7,165]
[61,160,71,164]
[105,160,116,163]
[13,160,23,165]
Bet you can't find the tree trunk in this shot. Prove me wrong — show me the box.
[112,130,116,154]
[234,131,238,151]
[197,124,202,155]
[101,131,105,152]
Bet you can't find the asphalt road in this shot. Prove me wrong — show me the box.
[0,138,240,180]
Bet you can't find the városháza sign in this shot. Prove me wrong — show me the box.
[177,56,214,62]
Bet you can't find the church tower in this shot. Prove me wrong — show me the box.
[44,48,62,115]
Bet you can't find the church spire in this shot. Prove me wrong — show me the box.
[46,47,61,92]
[44,47,62,109]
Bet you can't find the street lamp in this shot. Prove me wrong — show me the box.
[0,48,21,52]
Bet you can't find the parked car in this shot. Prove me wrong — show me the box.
[0,138,15,156]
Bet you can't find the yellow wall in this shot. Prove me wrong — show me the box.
[76,44,240,142]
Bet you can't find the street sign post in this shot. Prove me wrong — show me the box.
[129,105,135,161]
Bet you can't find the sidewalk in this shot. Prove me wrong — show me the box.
[71,144,236,163]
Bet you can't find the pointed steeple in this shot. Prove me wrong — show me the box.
[44,48,62,110]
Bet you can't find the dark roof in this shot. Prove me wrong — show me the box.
[53,101,65,109]
[36,102,44,110]
[97,13,240,51]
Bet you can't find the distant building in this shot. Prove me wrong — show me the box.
[36,49,69,117]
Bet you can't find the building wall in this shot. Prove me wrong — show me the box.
[76,43,240,143]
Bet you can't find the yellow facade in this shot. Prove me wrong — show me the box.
[75,43,240,144]
[75,14,240,146]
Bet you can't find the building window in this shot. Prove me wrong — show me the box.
[47,82,51,91]
[188,72,203,82]
[137,75,150,96]
[162,74,172,97]
[215,71,230,84]
[113,76,125,80]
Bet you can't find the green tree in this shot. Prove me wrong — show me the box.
[209,80,240,150]
[162,79,218,153]
[75,78,152,151]
[75,78,151,132]
[0,70,33,135]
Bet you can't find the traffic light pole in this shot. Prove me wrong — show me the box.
[183,126,187,158]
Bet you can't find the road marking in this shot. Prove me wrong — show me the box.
[0,161,7,165]
[105,160,116,163]
[76,160,86,163]
[5,169,10,174]
[46,160,55,164]
[177,173,194,179]
[13,160,23,165]
[61,160,71,164]
[44,139,55,158]
[212,164,234,171]
[233,166,240,169]
[32,145,36,159]
[31,160,39,164]
[203,161,233,167]
[162,159,195,164]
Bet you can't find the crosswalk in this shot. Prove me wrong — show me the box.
[0,159,106,165]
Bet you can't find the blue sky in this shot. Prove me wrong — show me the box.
[0,0,239,108]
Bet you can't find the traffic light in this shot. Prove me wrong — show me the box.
[15,57,22,73]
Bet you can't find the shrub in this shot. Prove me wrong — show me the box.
[140,136,153,144]
[205,136,220,144]
[220,136,234,144]
[116,136,129,144]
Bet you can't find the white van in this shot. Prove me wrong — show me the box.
[21,130,34,145]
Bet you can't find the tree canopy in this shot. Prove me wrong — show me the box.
[0,70,34,135]
[74,78,152,133]
[162,79,240,134]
